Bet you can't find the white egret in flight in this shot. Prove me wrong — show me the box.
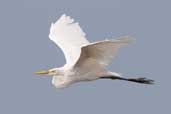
[35,14,154,88]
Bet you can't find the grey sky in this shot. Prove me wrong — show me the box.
[0,0,170,114]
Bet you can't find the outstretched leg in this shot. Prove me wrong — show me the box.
[100,76,154,84]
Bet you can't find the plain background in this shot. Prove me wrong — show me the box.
[0,0,170,114]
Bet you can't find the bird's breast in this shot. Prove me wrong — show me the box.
[52,75,73,88]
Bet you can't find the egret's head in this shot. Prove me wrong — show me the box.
[34,68,58,75]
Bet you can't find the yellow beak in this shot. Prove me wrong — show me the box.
[34,70,49,75]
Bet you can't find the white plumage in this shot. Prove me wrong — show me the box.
[35,14,154,88]
[49,14,89,66]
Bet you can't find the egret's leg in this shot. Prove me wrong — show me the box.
[100,76,154,84]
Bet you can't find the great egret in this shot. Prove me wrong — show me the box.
[35,14,154,88]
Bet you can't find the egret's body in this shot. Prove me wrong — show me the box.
[35,14,153,88]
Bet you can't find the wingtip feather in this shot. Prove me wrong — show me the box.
[111,36,136,45]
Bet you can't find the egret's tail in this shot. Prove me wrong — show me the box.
[100,76,154,84]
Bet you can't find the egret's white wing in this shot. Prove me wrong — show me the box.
[49,14,89,66]
[75,36,134,67]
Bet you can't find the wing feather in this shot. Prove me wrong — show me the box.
[49,14,89,66]
[75,36,134,67]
